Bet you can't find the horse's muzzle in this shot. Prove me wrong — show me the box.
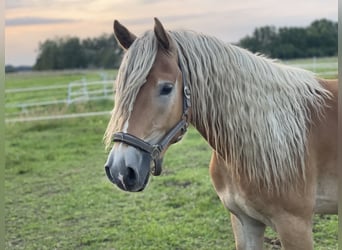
[105,165,148,192]
[104,147,151,192]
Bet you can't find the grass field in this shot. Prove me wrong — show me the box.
[5,57,338,249]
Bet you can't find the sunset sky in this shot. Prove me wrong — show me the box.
[5,0,337,66]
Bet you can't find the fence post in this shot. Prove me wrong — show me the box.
[67,83,72,105]
[82,77,89,100]
[22,104,28,114]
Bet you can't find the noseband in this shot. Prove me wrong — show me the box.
[112,58,190,176]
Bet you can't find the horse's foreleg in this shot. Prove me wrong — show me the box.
[209,152,266,250]
[273,215,313,250]
[231,212,266,250]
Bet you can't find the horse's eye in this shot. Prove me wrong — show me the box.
[160,83,173,96]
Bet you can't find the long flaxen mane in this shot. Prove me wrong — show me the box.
[105,29,330,194]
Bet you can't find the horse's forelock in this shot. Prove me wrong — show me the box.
[104,31,158,148]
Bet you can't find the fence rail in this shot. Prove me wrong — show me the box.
[5,84,71,93]
[6,79,114,114]
[5,111,111,123]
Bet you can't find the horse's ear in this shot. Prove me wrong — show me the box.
[113,20,137,50]
[154,17,171,51]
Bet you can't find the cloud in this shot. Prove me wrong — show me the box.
[5,0,94,9]
[119,11,226,27]
[5,17,77,27]
[5,0,30,9]
[120,15,190,27]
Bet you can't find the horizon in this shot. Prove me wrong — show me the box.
[5,0,337,66]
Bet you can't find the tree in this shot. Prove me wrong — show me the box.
[60,37,86,69]
[237,19,337,59]
[306,19,337,57]
[34,34,123,70]
[273,27,307,58]
[34,40,61,70]
[83,34,123,69]
[239,26,277,56]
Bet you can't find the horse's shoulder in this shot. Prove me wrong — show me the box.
[317,78,338,97]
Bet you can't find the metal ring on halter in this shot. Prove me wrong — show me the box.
[184,86,191,99]
[151,146,161,160]
[152,158,163,176]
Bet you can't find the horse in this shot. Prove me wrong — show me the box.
[104,18,338,250]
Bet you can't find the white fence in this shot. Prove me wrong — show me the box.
[66,78,114,104]
[6,79,114,111]
[5,78,115,122]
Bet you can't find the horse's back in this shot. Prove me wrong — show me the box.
[311,78,338,214]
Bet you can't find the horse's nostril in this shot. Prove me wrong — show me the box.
[105,166,116,184]
[125,167,137,186]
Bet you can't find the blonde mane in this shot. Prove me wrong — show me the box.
[105,29,330,193]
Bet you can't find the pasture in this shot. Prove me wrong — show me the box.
[5,57,338,249]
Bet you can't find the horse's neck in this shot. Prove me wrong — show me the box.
[190,116,214,148]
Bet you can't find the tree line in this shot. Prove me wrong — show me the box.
[33,34,123,70]
[237,18,337,59]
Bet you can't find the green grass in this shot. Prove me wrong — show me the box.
[5,119,235,249]
[283,56,337,79]
[5,58,338,249]
[283,56,338,65]
[5,70,109,89]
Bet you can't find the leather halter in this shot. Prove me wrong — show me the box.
[112,58,190,176]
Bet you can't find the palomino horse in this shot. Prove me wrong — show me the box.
[104,18,338,250]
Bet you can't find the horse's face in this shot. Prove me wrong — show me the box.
[105,19,185,192]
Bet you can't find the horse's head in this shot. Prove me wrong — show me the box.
[104,18,190,192]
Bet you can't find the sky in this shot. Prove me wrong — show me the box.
[5,0,337,66]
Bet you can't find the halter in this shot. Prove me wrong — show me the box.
[112,58,191,176]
